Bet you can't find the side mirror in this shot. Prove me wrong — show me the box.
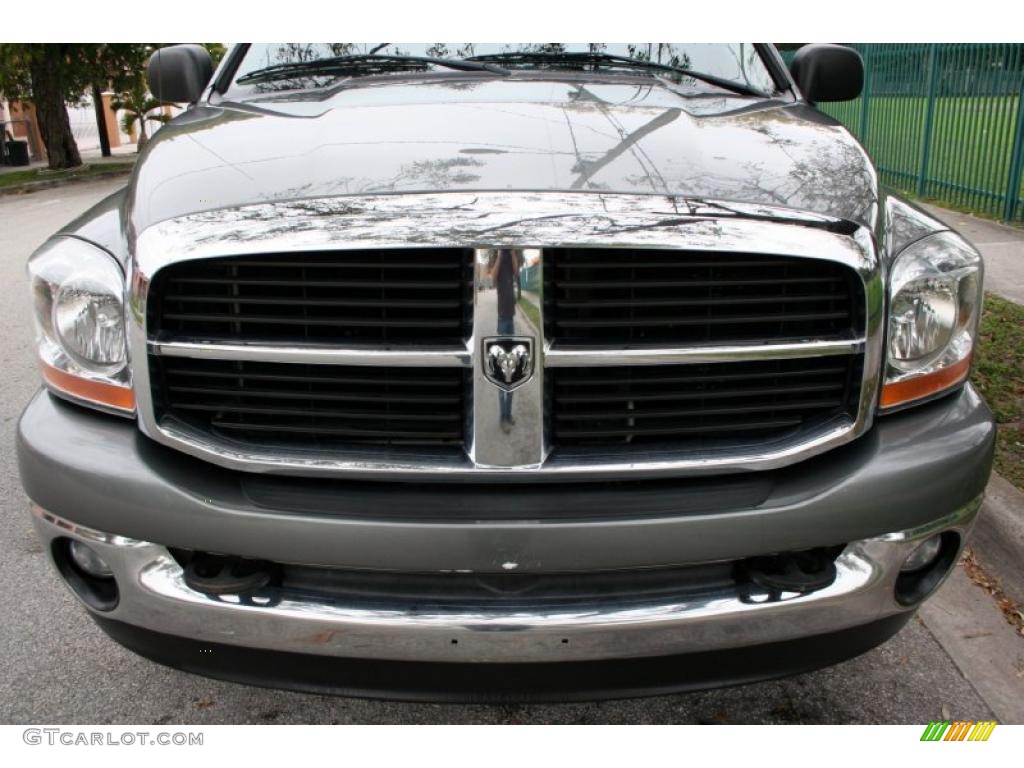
[789,44,864,104]
[147,45,214,104]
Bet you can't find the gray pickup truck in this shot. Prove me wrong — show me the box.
[18,43,994,701]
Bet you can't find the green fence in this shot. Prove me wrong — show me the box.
[782,44,1024,222]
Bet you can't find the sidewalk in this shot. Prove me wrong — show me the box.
[921,203,1024,306]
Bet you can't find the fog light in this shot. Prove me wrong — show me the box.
[68,540,113,579]
[901,534,943,573]
[895,531,960,607]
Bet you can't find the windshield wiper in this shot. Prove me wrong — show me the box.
[466,51,766,97]
[236,54,509,85]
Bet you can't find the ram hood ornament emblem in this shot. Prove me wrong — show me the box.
[483,337,534,391]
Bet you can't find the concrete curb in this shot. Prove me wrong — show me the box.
[918,472,1024,723]
[974,473,1024,606]
[920,566,1024,723]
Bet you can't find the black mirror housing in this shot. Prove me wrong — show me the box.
[147,45,214,104]
[789,44,864,104]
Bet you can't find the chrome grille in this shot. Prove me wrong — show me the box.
[133,193,881,479]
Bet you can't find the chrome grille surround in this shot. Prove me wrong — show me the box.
[129,192,883,480]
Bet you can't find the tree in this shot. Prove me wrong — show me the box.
[0,45,83,168]
[109,79,169,151]
[0,43,226,170]
[0,44,146,169]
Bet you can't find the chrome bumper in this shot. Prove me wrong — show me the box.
[31,498,980,664]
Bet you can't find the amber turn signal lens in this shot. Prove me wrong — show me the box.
[879,355,971,410]
[41,362,135,412]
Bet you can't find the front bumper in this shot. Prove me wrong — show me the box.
[18,385,995,695]
[31,497,979,667]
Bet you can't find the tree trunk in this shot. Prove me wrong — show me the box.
[91,84,111,157]
[28,48,82,170]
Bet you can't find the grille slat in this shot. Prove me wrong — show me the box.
[166,278,463,288]
[552,366,848,388]
[182,406,461,425]
[555,419,805,440]
[555,277,843,288]
[165,386,461,404]
[553,400,844,421]
[162,368,458,387]
[554,258,799,269]
[554,311,851,328]
[556,382,845,404]
[160,313,461,328]
[163,296,462,309]
[557,293,846,308]
[209,421,461,440]
[209,260,463,269]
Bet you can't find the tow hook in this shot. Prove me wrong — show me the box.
[183,553,277,595]
[738,548,839,601]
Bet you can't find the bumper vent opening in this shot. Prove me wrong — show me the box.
[549,356,863,450]
[52,537,119,612]
[150,358,468,449]
[169,546,846,605]
[148,248,474,345]
[544,248,864,346]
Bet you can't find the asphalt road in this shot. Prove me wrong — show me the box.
[0,179,995,724]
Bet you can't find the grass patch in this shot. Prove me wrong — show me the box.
[971,292,1024,490]
[0,160,135,191]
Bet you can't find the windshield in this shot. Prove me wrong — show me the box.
[228,43,778,96]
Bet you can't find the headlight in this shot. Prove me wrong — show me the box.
[881,232,982,410]
[28,237,134,414]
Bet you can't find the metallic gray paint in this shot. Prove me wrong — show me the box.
[56,188,129,264]
[52,80,952,277]
[18,386,994,573]
[124,79,880,234]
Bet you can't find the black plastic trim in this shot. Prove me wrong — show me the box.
[52,538,119,612]
[757,43,795,94]
[211,43,249,97]
[93,613,912,703]
[895,531,961,607]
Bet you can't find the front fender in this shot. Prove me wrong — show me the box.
[880,191,952,265]
[56,186,130,268]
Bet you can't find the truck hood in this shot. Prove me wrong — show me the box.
[128,78,879,234]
